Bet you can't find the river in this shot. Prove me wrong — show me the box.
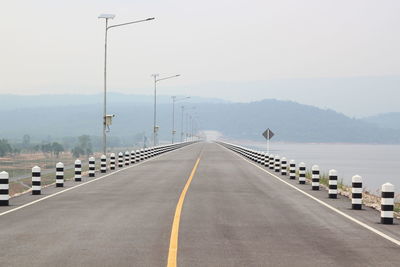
[234,141,400,195]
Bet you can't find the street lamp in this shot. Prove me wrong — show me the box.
[183,106,196,142]
[151,74,181,146]
[99,14,154,155]
[171,96,190,143]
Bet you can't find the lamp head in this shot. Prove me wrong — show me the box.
[98,14,116,19]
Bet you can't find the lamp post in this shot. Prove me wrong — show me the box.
[151,74,180,146]
[171,96,190,143]
[180,105,185,142]
[98,14,154,155]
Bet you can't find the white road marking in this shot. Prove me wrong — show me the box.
[219,143,400,247]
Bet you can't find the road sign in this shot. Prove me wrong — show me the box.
[262,129,274,140]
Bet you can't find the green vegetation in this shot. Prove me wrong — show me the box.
[0,139,13,157]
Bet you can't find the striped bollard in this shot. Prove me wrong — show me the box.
[311,165,320,190]
[140,149,144,161]
[0,171,9,206]
[274,156,281,173]
[110,153,116,170]
[100,155,107,173]
[32,166,41,195]
[144,149,148,159]
[261,153,266,165]
[381,183,394,225]
[328,169,338,199]
[351,175,362,210]
[299,162,306,184]
[74,159,82,182]
[265,153,270,167]
[136,150,140,163]
[269,155,275,170]
[118,152,124,168]
[89,157,95,177]
[289,160,296,180]
[257,152,262,164]
[130,150,135,164]
[56,162,64,187]
[125,151,130,166]
[281,157,287,175]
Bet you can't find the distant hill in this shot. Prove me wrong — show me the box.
[362,112,400,130]
[0,93,227,111]
[0,96,399,146]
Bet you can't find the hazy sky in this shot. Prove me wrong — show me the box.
[1,0,399,117]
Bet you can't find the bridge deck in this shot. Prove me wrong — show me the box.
[0,142,398,266]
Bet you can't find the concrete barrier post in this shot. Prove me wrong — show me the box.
[101,155,107,173]
[381,183,395,225]
[299,162,306,184]
[351,175,362,210]
[56,162,64,187]
[32,166,41,195]
[110,153,116,170]
[140,149,144,161]
[130,150,135,164]
[257,152,262,164]
[311,165,320,190]
[261,152,267,166]
[118,152,123,168]
[0,171,9,206]
[274,155,281,173]
[89,157,95,177]
[136,150,140,163]
[125,151,130,166]
[74,159,82,182]
[281,157,287,175]
[269,155,275,170]
[264,153,270,167]
[289,160,296,180]
[328,169,338,199]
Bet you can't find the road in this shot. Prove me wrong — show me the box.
[0,142,399,266]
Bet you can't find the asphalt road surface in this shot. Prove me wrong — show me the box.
[0,142,399,266]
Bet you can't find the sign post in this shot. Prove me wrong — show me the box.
[262,128,275,154]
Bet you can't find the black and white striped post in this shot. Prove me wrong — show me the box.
[140,149,144,161]
[257,152,262,164]
[74,159,82,182]
[0,171,9,206]
[110,153,116,170]
[125,151,130,166]
[56,162,64,187]
[32,166,41,195]
[274,155,281,173]
[328,169,338,199]
[281,157,287,176]
[130,150,135,164]
[101,155,107,173]
[289,160,296,180]
[351,175,362,210]
[381,183,395,225]
[299,162,306,184]
[136,150,140,163]
[89,157,95,177]
[264,153,270,168]
[311,165,320,190]
[118,152,123,168]
[261,153,266,166]
[269,155,275,170]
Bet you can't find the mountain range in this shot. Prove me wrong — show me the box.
[0,93,399,147]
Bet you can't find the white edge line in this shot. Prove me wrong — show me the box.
[217,143,400,247]
[0,145,191,218]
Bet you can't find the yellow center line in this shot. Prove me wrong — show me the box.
[167,156,201,267]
